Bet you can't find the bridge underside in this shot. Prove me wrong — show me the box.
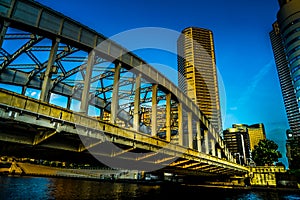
[0,91,248,177]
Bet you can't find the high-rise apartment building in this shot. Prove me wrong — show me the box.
[270,0,300,137]
[177,27,223,135]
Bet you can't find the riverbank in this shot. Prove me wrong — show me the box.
[0,162,141,180]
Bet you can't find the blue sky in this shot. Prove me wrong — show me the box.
[37,0,289,166]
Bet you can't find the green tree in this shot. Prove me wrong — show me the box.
[252,139,282,166]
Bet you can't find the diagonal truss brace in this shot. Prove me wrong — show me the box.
[78,140,105,152]
[111,147,135,157]
[33,129,58,145]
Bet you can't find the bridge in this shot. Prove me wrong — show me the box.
[0,0,249,178]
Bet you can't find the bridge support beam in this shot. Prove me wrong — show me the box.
[33,130,58,145]
[40,39,60,102]
[217,148,222,158]
[187,111,193,149]
[204,130,209,154]
[80,51,95,114]
[196,121,202,152]
[177,102,183,146]
[151,84,158,137]
[165,93,171,142]
[0,21,9,49]
[210,139,216,156]
[133,73,141,131]
[67,96,71,110]
[110,63,121,124]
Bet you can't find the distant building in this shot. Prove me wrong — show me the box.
[177,27,223,136]
[223,125,250,165]
[243,123,266,151]
[223,123,266,165]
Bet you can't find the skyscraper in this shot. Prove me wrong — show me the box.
[177,27,223,135]
[269,0,300,137]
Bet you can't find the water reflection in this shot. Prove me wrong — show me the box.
[1,176,300,200]
[48,178,160,199]
[0,176,52,200]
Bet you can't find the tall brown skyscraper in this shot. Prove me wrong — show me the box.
[177,27,223,135]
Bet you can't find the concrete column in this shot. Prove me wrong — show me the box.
[187,111,193,149]
[165,93,171,142]
[151,84,158,137]
[133,73,141,131]
[204,130,209,154]
[196,121,202,152]
[210,139,216,156]
[110,63,121,124]
[40,39,59,102]
[79,51,95,114]
[177,102,183,146]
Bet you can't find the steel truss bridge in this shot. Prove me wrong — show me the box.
[0,0,249,177]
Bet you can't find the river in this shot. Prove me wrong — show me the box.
[1,176,300,200]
